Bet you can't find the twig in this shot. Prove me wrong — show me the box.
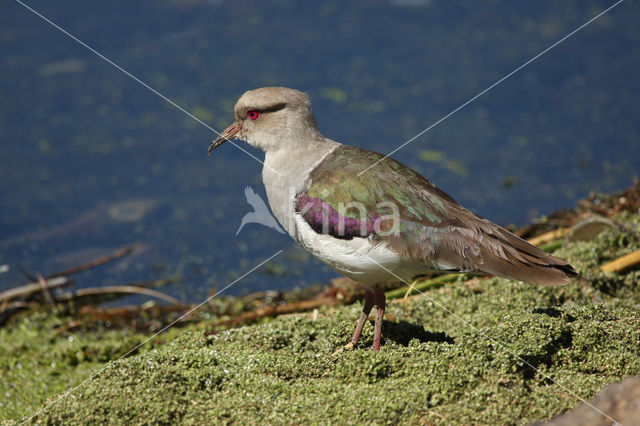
[527,228,571,247]
[36,272,61,315]
[54,285,181,305]
[385,274,463,300]
[16,265,38,282]
[0,276,72,306]
[37,273,57,306]
[47,243,140,278]
[105,276,180,289]
[77,304,187,320]
[62,304,191,332]
[0,301,41,311]
[54,319,84,333]
[208,296,343,331]
[601,248,640,274]
[403,281,417,299]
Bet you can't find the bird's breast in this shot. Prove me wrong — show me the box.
[292,213,412,285]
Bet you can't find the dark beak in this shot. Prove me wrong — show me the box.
[208,122,242,155]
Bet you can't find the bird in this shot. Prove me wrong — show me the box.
[236,186,285,235]
[208,87,577,351]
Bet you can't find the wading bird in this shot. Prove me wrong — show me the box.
[208,87,576,350]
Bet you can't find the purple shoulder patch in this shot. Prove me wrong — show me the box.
[295,194,377,240]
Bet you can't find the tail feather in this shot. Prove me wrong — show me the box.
[479,226,577,286]
[430,221,577,286]
[479,246,576,286]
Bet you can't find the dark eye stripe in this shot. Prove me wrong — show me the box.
[245,103,287,115]
[261,103,287,113]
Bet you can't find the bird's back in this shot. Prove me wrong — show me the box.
[295,144,576,285]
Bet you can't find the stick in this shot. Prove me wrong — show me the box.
[601,248,640,273]
[61,305,190,332]
[37,273,56,306]
[36,272,60,315]
[47,244,139,278]
[77,304,187,318]
[102,276,180,289]
[0,276,71,305]
[0,301,41,311]
[55,285,180,305]
[209,296,341,330]
[385,274,463,300]
[527,228,571,247]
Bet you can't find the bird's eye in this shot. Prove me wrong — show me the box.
[246,109,261,120]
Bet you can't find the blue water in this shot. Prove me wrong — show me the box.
[1,0,638,302]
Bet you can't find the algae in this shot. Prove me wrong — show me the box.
[2,213,640,424]
[0,312,156,421]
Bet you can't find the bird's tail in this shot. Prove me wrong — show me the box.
[477,227,577,286]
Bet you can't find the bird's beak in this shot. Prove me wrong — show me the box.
[208,122,242,155]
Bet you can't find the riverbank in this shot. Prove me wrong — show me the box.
[2,184,640,424]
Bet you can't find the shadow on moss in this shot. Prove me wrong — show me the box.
[383,320,455,346]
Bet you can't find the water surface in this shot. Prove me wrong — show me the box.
[1,0,638,301]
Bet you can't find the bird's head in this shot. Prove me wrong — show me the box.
[208,87,322,155]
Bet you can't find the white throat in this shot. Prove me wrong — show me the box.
[260,138,340,237]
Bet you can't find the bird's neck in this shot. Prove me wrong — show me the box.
[262,138,340,235]
[264,137,338,179]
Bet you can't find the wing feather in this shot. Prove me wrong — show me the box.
[295,144,576,285]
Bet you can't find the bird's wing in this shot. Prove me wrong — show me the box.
[295,144,575,285]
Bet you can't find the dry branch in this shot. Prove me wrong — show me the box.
[55,285,180,305]
[209,296,346,330]
[47,244,139,278]
[601,248,640,274]
[527,228,571,247]
[0,276,71,305]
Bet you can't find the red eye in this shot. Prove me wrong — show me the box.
[247,109,261,120]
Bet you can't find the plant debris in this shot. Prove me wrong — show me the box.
[2,183,640,424]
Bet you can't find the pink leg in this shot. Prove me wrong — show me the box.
[351,289,375,347]
[372,284,386,351]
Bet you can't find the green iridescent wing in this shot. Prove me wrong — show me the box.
[297,144,575,284]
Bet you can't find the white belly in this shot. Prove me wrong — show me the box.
[293,215,419,285]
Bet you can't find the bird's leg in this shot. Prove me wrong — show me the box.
[351,288,375,347]
[372,284,386,351]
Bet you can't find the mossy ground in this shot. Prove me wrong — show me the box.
[2,213,640,424]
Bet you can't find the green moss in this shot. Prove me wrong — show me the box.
[4,213,640,424]
[0,311,153,421]
[18,302,639,425]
